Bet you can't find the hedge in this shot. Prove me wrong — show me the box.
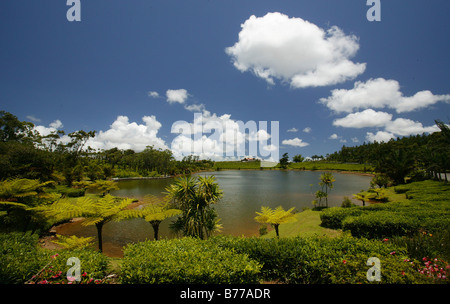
[121,237,262,284]
[209,235,430,284]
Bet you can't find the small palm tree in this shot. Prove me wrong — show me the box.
[165,175,223,239]
[319,173,335,207]
[254,206,297,238]
[42,195,137,252]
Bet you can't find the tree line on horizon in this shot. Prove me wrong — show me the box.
[0,110,212,185]
[325,120,449,184]
[1,110,448,186]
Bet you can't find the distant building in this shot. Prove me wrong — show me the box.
[241,157,258,162]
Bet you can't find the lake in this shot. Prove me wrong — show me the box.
[55,170,372,256]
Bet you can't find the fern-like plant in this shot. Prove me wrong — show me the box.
[52,234,95,250]
[254,206,297,238]
[124,195,181,240]
[43,195,137,252]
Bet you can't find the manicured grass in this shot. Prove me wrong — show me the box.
[212,161,374,173]
[262,209,343,239]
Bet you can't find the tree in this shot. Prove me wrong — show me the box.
[165,175,223,239]
[0,178,57,232]
[42,195,137,252]
[319,173,335,207]
[128,195,181,240]
[88,180,119,197]
[254,206,297,238]
[353,192,368,207]
[279,153,289,169]
[292,154,304,163]
[0,111,35,143]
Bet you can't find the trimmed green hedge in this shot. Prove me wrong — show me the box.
[320,181,450,239]
[121,238,262,284]
[209,235,430,284]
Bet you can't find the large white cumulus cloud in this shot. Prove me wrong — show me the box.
[225,12,366,88]
[86,115,168,152]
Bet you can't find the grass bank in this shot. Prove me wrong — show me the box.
[212,161,374,173]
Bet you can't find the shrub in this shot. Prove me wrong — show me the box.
[320,207,363,229]
[0,232,48,284]
[28,248,109,284]
[0,232,108,284]
[209,235,427,284]
[121,238,262,284]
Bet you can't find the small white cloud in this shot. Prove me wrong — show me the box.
[287,128,298,133]
[303,127,312,133]
[26,115,41,123]
[282,137,309,147]
[34,120,63,137]
[366,131,396,143]
[320,78,450,113]
[333,109,393,128]
[148,91,160,98]
[385,118,439,137]
[225,12,365,88]
[351,137,359,143]
[184,104,206,112]
[329,133,339,140]
[49,120,63,129]
[166,89,189,104]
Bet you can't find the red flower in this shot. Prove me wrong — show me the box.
[343,260,347,264]
[82,272,87,277]
[389,251,396,255]
[382,238,389,242]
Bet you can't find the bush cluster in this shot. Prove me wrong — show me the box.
[121,237,262,284]
[320,181,450,239]
[0,232,108,284]
[209,235,430,284]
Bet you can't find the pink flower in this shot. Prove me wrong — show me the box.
[51,253,59,259]
[389,251,396,255]
[82,272,87,277]
[382,238,389,242]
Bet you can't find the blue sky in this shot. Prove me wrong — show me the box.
[1,0,449,160]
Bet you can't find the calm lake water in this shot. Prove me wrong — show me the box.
[56,170,372,255]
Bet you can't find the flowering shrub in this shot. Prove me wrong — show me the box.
[26,249,109,284]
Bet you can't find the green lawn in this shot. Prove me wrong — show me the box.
[262,209,343,239]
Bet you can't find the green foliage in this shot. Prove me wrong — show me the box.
[279,153,289,169]
[0,232,108,284]
[213,160,261,170]
[341,196,356,208]
[122,238,262,284]
[52,234,95,250]
[254,206,297,238]
[166,176,223,239]
[321,181,450,240]
[210,235,429,284]
[0,232,48,284]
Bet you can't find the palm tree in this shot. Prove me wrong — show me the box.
[165,175,223,239]
[42,195,137,252]
[254,206,297,238]
[127,195,181,240]
[319,173,335,207]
